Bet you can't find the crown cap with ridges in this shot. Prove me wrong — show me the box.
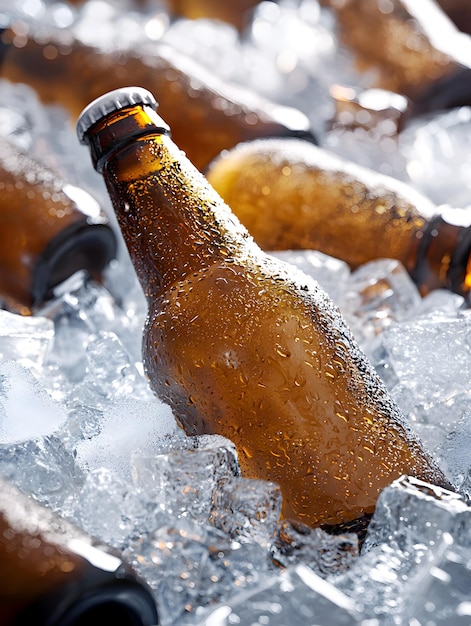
[76,87,158,143]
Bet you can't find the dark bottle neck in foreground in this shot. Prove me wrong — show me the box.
[15,573,159,626]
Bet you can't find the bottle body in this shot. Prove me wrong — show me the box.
[205,137,471,297]
[323,0,471,113]
[0,137,116,314]
[78,88,449,528]
[0,25,314,171]
[0,476,158,626]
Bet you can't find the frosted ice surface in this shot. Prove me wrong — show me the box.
[0,434,83,510]
[131,433,239,522]
[401,536,471,625]
[0,360,67,443]
[126,516,273,626]
[197,564,363,625]
[370,311,471,403]
[271,520,359,576]
[0,309,54,369]
[436,411,471,493]
[74,395,178,481]
[338,258,422,352]
[65,467,150,549]
[400,107,471,208]
[363,476,471,553]
[210,476,282,547]
[268,249,351,305]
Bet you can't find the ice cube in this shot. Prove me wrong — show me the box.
[370,311,471,404]
[401,534,471,625]
[125,516,273,626]
[0,360,67,443]
[339,258,422,353]
[74,395,178,481]
[197,564,363,625]
[400,107,471,208]
[131,433,240,522]
[436,410,471,493]
[268,249,351,305]
[0,309,54,369]
[363,475,471,553]
[0,434,83,510]
[210,476,282,547]
[271,519,359,576]
[65,467,149,549]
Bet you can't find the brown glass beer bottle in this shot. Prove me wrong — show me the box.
[206,137,471,297]
[77,86,448,529]
[0,476,158,626]
[0,23,314,171]
[0,136,116,315]
[322,0,471,115]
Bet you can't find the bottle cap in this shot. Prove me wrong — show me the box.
[76,87,158,143]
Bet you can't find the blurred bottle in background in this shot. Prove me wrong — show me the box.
[0,16,315,171]
[0,136,116,314]
[206,137,471,297]
[321,0,471,116]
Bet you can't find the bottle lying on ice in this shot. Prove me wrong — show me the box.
[205,137,471,297]
[321,0,471,116]
[0,136,116,314]
[0,20,315,171]
[77,86,449,529]
[0,476,158,626]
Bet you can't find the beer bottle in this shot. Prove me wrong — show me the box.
[77,86,449,529]
[322,0,471,115]
[0,476,158,625]
[436,0,471,35]
[0,136,117,315]
[205,137,471,297]
[0,22,315,171]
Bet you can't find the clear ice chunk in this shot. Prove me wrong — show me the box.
[65,467,149,549]
[0,360,67,443]
[338,258,422,354]
[0,310,54,370]
[131,433,240,522]
[196,564,363,625]
[268,249,351,305]
[399,106,471,208]
[435,410,471,493]
[401,534,471,625]
[125,516,273,626]
[370,311,471,404]
[210,476,282,547]
[271,519,359,576]
[363,475,471,553]
[0,434,83,510]
[74,395,178,481]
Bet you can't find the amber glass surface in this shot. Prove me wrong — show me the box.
[82,100,448,528]
[324,0,468,102]
[163,0,263,30]
[206,138,431,268]
[0,29,312,171]
[206,138,471,296]
[0,138,114,313]
[0,477,93,623]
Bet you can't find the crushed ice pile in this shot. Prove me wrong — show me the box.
[1,0,471,624]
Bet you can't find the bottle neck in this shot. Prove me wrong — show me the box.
[410,212,471,296]
[90,105,254,302]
